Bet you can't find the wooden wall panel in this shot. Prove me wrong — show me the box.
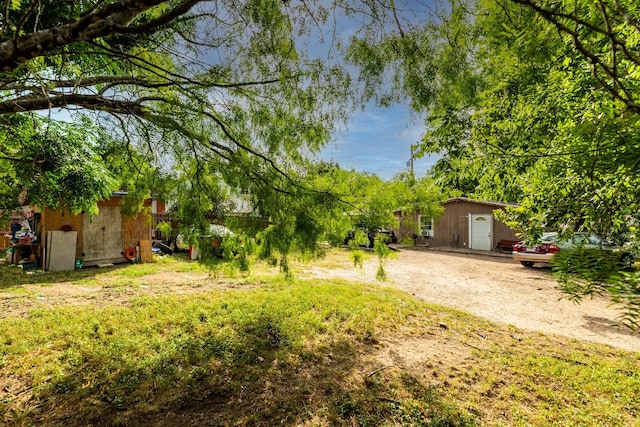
[435,200,519,250]
[83,206,123,262]
[433,200,470,248]
[122,213,152,250]
[493,219,519,243]
[39,198,153,263]
[1,220,12,249]
[0,235,10,249]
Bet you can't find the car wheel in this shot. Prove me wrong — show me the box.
[520,261,535,268]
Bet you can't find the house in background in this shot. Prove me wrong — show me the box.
[394,197,520,252]
[150,194,269,249]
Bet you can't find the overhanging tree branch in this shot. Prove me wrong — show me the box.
[509,0,640,113]
[0,0,199,71]
[0,93,152,114]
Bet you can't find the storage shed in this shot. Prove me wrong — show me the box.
[395,197,520,252]
[11,193,153,270]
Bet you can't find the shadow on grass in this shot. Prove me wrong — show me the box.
[0,252,203,290]
[0,261,127,288]
[6,322,474,426]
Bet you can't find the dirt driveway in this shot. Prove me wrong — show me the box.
[306,248,640,353]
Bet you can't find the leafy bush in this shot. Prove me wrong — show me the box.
[553,248,640,329]
[351,249,365,268]
[156,222,172,241]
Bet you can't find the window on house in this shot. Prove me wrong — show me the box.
[418,215,433,237]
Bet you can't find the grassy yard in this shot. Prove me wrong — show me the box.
[0,251,638,426]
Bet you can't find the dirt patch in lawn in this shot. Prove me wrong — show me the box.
[0,269,256,318]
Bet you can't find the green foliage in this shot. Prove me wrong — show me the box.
[300,164,444,254]
[373,236,392,282]
[553,249,625,289]
[346,12,441,111]
[309,164,398,237]
[223,233,256,272]
[167,161,232,230]
[193,229,257,274]
[279,254,291,278]
[425,0,640,239]
[156,222,172,240]
[375,264,387,282]
[351,249,365,268]
[0,118,117,213]
[391,171,444,218]
[511,0,640,116]
[552,248,640,329]
[348,229,371,249]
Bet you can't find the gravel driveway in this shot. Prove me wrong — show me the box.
[308,247,640,352]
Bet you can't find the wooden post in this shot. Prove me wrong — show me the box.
[138,240,153,263]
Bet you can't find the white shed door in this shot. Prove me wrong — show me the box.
[470,214,492,251]
[83,206,123,263]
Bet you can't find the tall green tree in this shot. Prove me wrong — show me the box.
[0,116,117,214]
[511,0,640,114]
[1,1,348,203]
[369,0,640,326]
[0,0,444,254]
[305,163,398,242]
[390,170,444,239]
[379,0,640,242]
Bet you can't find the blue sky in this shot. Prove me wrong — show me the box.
[320,102,439,181]
[312,1,440,181]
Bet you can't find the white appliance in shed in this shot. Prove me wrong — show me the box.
[46,230,78,271]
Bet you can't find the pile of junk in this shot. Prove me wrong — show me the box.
[4,214,40,271]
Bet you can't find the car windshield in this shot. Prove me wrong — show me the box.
[544,232,611,246]
[588,235,602,245]
[540,233,558,243]
[208,224,233,236]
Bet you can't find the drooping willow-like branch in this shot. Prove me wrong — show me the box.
[509,0,640,114]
